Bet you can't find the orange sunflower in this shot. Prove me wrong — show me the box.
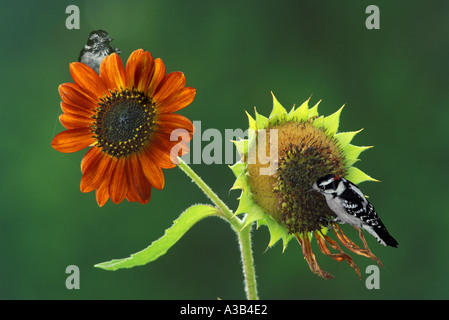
[52,49,195,206]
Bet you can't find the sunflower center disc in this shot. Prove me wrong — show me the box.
[104,100,148,143]
[93,89,156,158]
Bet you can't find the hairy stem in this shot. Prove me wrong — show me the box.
[237,219,258,300]
[177,157,259,300]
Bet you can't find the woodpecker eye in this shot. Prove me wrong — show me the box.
[319,185,325,191]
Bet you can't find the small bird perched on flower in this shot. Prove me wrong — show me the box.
[312,174,398,248]
[78,30,121,74]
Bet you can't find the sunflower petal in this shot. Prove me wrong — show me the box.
[81,151,112,193]
[70,62,109,100]
[81,146,102,174]
[156,87,196,114]
[51,128,94,153]
[96,177,111,207]
[127,154,152,204]
[60,102,94,118]
[154,113,194,136]
[140,149,165,190]
[59,113,93,129]
[123,159,139,203]
[109,157,128,204]
[100,53,125,91]
[147,134,178,169]
[125,49,155,92]
[147,58,166,97]
[153,72,186,102]
[59,83,98,111]
[150,131,189,164]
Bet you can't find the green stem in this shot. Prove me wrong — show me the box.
[177,158,234,221]
[237,218,258,300]
[177,157,259,300]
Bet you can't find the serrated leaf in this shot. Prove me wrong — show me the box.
[95,205,220,271]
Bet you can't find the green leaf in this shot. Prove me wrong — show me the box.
[95,204,220,271]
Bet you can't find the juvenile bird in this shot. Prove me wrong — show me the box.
[78,30,121,74]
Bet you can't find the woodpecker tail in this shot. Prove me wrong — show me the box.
[365,223,398,247]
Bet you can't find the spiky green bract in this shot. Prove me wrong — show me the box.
[230,92,377,251]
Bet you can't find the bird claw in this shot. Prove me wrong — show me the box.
[319,216,344,230]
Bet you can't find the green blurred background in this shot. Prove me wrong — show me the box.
[1,0,448,299]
